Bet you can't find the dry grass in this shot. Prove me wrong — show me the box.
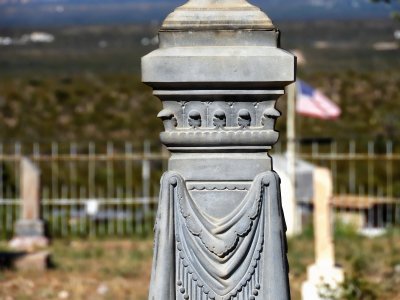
[0,228,399,300]
[0,239,153,300]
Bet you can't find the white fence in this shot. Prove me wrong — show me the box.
[0,139,399,239]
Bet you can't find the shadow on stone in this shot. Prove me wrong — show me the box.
[0,250,52,271]
[0,251,27,270]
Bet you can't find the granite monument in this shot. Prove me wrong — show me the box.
[142,1,296,299]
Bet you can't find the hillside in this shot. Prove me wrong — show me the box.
[0,20,399,145]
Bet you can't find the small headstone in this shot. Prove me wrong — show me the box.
[10,158,48,253]
[314,168,335,267]
[21,158,40,220]
[272,154,314,236]
[302,167,344,300]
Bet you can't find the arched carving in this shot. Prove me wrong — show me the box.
[261,108,281,129]
[238,109,251,129]
[158,109,178,131]
[213,110,227,129]
[188,110,202,129]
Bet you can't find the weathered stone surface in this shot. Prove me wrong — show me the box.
[142,1,295,299]
[272,154,315,236]
[302,264,344,300]
[15,219,45,238]
[301,168,344,300]
[9,236,48,252]
[21,158,40,220]
[314,168,335,267]
[10,158,48,252]
[161,0,274,31]
[142,46,295,88]
[13,251,50,272]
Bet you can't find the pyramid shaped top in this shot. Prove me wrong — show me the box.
[161,0,275,31]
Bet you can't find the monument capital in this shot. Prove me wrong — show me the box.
[143,0,294,90]
[161,0,275,31]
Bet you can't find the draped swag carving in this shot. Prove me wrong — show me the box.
[148,171,290,300]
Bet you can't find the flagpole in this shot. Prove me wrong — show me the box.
[286,82,299,235]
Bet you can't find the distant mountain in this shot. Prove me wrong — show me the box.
[258,0,399,20]
[0,0,398,28]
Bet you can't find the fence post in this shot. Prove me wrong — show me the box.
[367,141,374,228]
[142,1,295,299]
[125,142,134,235]
[69,142,78,236]
[142,140,151,232]
[0,143,3,238]
[386,141,393,226]
[349,140,356,194]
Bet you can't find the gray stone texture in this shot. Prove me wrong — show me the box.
[142,1,296,299]
[21,158,41,221]
[301,168,344,300]
[13,251,51,272]
[10,158,48,251]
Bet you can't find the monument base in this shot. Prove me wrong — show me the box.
[9,236,49,252]
[9,219,48,252]
[13,250,51,271]
[14,219,45,237]
[301,264,344,300]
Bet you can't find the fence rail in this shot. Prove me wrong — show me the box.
[0,154,169,161]
[0,140,399,239]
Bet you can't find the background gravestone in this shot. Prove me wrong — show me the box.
[10,158,48,252]
[142,1,296,299]
[272,154,315,236]
[302,168,344,300]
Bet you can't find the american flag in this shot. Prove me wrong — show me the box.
[296,80,341,120]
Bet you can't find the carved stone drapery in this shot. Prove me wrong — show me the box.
[150,171,289,300]
[142,1,296,299]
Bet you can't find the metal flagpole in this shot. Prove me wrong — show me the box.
[287,82,300,235]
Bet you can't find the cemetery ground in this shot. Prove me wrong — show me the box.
[0,226,399,300]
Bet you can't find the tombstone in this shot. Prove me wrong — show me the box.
[302,168,344,300]
[142,1,296,299]
[272,154,315,236]
[10,158,48,252]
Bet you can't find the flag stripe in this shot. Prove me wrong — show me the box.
[296,80,341,120]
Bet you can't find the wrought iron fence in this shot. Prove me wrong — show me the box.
[0,141,168,239]
[0,139,399,239]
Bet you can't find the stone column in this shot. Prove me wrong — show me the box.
[10,158,48,251]
[302,168,344,300]
[142,1,295,299]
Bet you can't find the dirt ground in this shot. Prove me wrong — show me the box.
[0,240,152,300]
[0,229,399,300]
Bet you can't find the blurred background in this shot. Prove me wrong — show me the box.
[0,0,400,299]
